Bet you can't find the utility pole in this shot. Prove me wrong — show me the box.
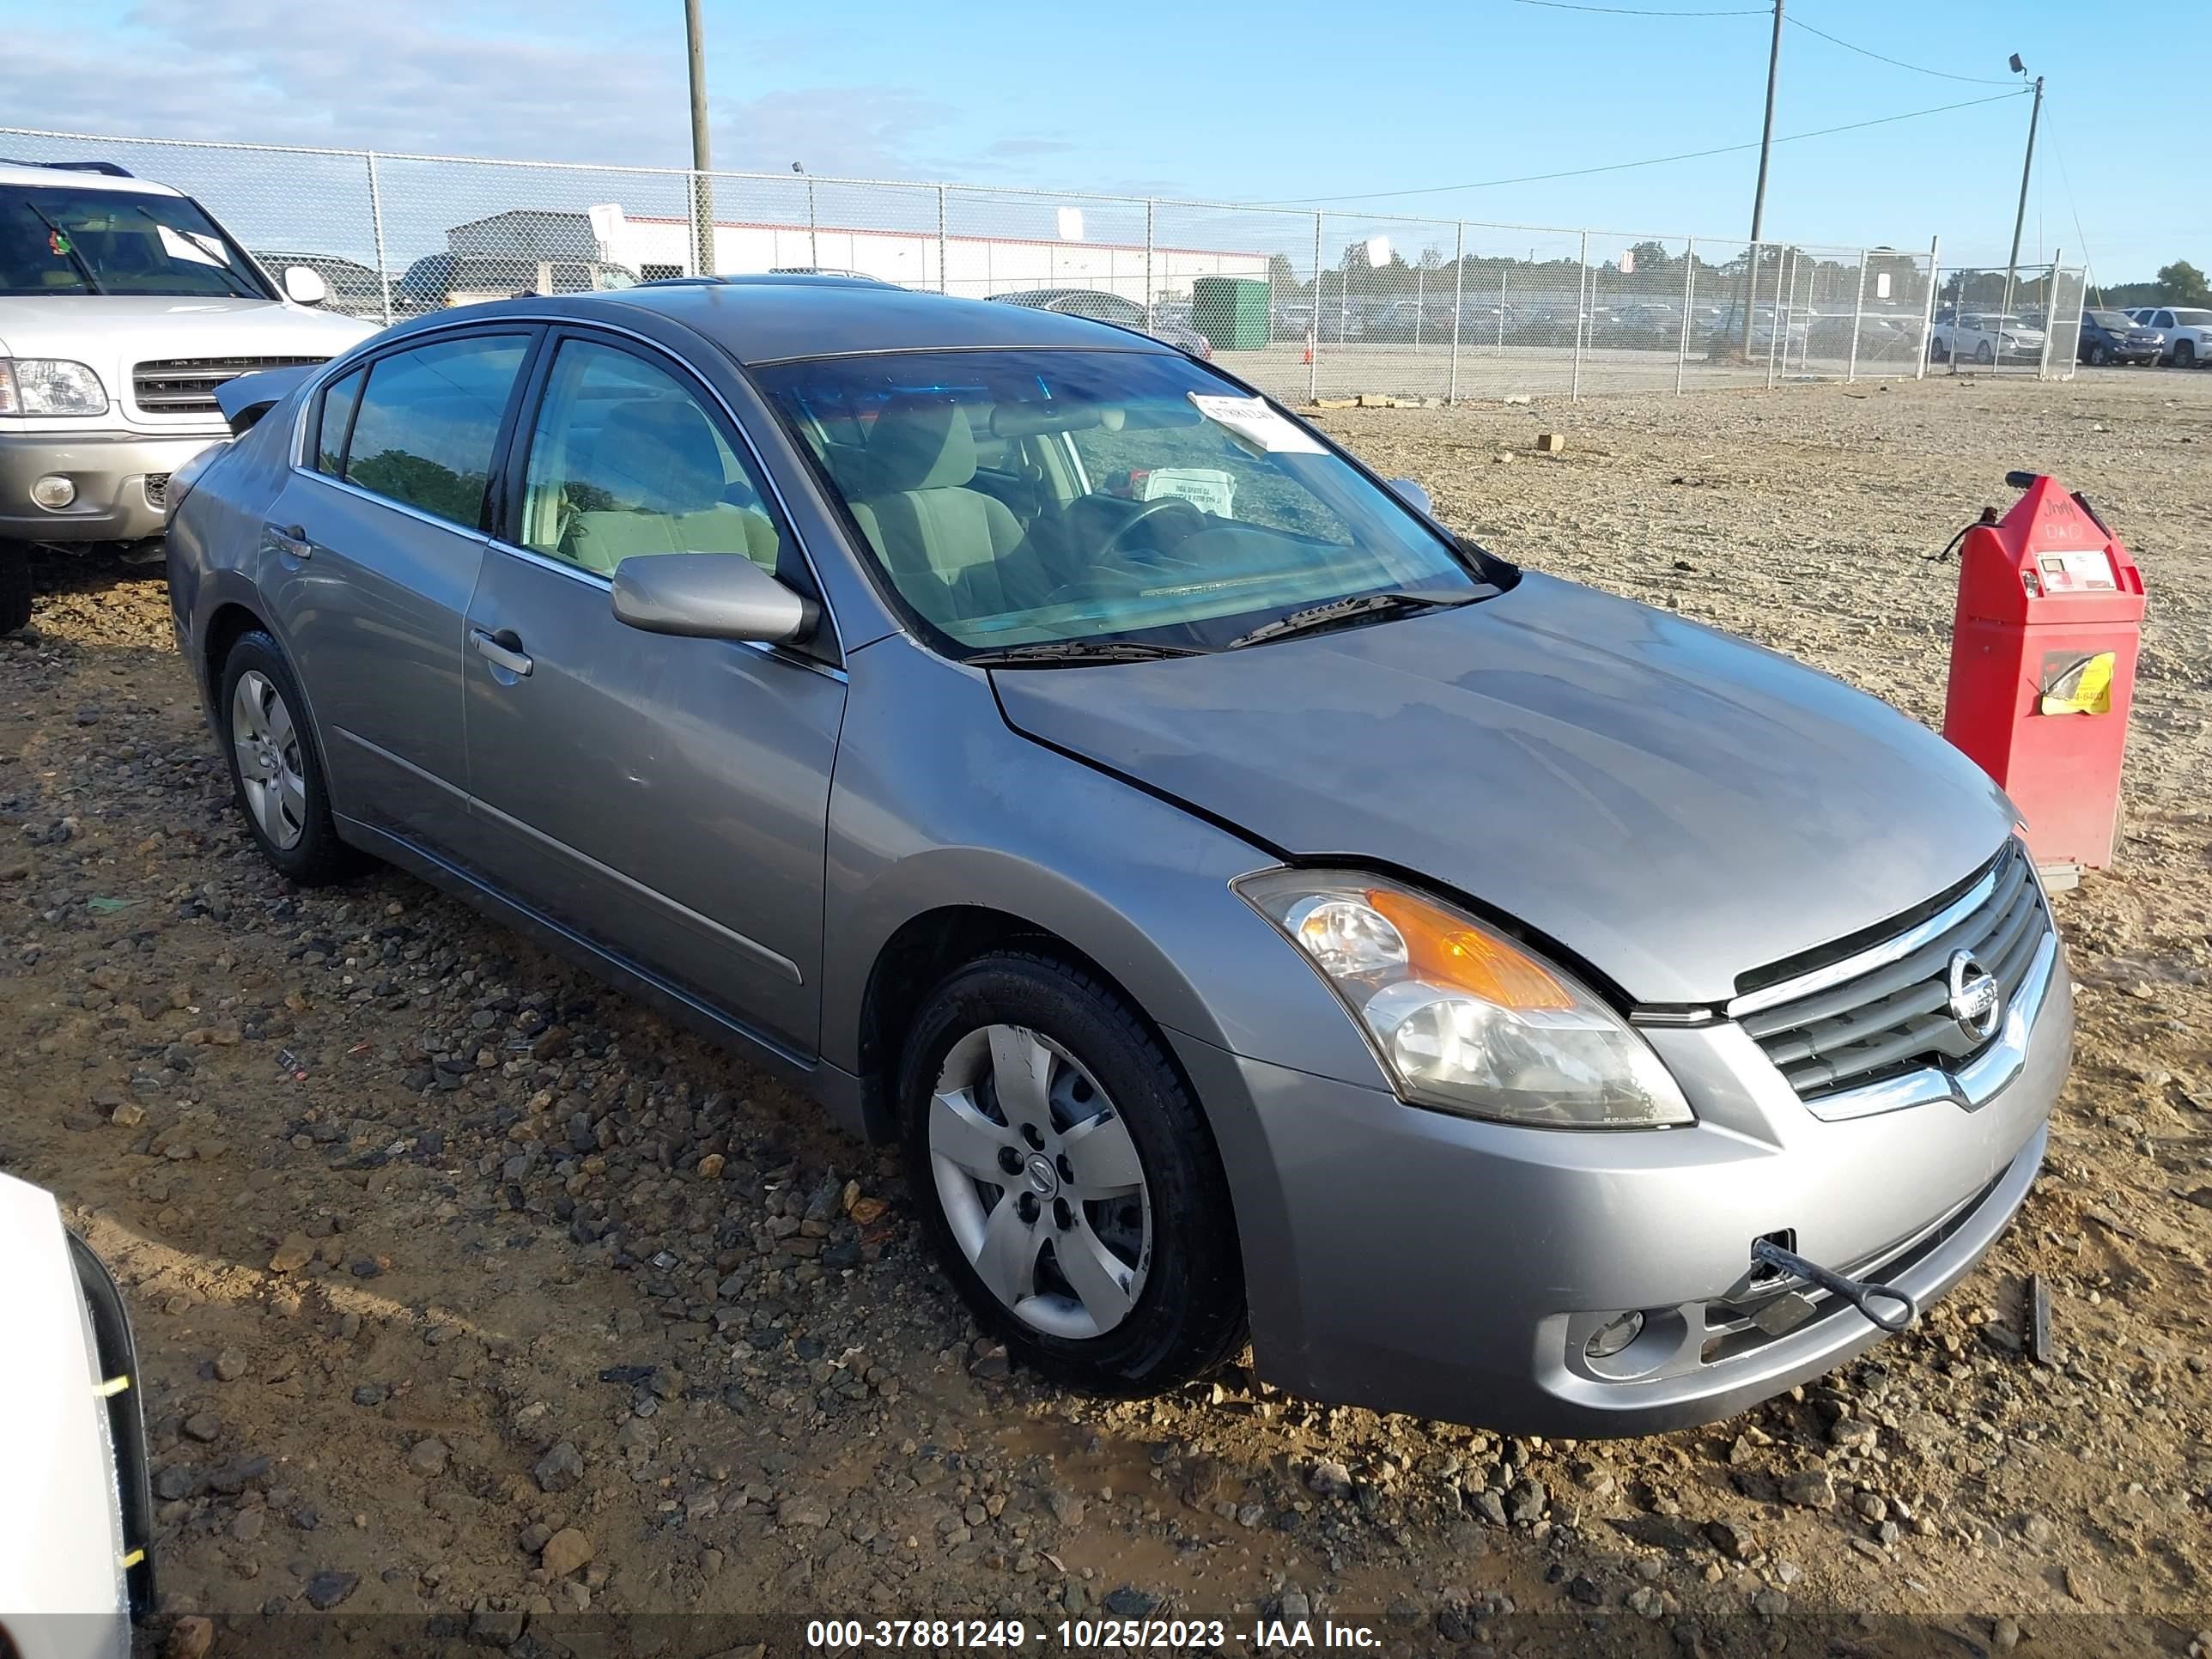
[685,0,714,275]
[1741,0,1784,356]
[1999,63,2045,347]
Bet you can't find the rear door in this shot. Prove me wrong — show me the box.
[257,327,536,853]
[457,329,845,1056]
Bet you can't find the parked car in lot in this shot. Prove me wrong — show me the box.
[0,1170,155,1659]
[987,287,1212,359]
[1929,310,2045,366]
[2124,306,2212,367]
[2077,308,2165,366]
[251,249,388,319]
[0,160,375,633]
[167,277,2071,1433]
[396,252,639,314]
[1702,301,1808,358]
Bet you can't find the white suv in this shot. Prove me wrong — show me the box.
[2126,306,2212,368]
[0,160,378,631]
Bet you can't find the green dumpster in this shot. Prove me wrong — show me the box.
[1192,276,1270,351]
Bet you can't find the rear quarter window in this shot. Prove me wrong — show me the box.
[340,333,529,527]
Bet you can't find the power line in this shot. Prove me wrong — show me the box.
[2037,97,2101,296]
[1784,16,2015,86]
[1255,88,2028,207]
[1506,0,1763,14]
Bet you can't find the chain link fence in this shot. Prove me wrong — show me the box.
[1929,263,2087,376]
[3,125,2082,400]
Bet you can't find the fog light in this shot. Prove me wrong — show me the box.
[30,474,76,509]
[1583,1310,1645,1361]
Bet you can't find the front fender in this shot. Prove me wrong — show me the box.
[820,634,1386,1091]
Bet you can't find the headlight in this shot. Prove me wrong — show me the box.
[1236,870,1694,1129]
[0,358,110,417]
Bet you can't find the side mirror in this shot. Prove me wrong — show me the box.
[283,265,329,306]
[1387,477,1433,518]
[611,553,815,645]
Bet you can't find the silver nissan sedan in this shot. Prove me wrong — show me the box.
[163,276,2072,1435]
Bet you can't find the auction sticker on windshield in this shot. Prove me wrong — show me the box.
[1188,393,1325,456]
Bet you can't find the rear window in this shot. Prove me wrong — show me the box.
[335,333,529,528]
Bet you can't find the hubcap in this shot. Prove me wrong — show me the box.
[230,670,307,852]
[927,1024,1151,1340]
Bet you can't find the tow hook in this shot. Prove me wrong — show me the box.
[1750,1237,1919,1334]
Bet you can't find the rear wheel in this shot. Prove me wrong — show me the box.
[217,631,358,885]
[900,951,1247,1394]
[0,544,29,636]
[1929,334,1949,363]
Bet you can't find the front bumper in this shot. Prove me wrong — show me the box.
[0,429,222,545]
[1176,938,2073,1436]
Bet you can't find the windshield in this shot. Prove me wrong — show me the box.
[2172,308,2212,327]
[0,184,271,300]
[755,349,1493,656]
[2087,310,2136,328]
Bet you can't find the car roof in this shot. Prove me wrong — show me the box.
[407,279,1178,365]
[0,161,184,196]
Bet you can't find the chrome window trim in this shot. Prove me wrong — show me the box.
[284,310,846,665]
[1793,929,2057,1123]
[1726,856,2005,1020]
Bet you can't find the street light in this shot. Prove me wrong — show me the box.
[793,161,817,268]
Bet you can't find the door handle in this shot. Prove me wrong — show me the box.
[265,522,312,560]
[470,627,533,678]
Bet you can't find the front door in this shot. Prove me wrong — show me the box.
[459,331,844,1057]
[258,328,534,853]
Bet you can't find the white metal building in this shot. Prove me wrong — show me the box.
[449,205,1269,304]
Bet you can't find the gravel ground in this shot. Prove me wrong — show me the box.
[2,370,2209,1658]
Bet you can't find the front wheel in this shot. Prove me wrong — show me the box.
[900,951,1247,1395]
[1929,335,1949,363]
[1974,340,1996,366]
[2176,340,2198,369]
[0,543,31,635]
[2086,343,2109,367]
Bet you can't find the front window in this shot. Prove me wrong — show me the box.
[754,349,1495,656]
[0,184,272,300]
[2172,308,2212,327]
[2087,311,2133,329]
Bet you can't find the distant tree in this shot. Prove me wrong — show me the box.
[2155,259,2208,302]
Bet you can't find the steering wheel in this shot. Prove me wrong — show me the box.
[1092,495,1209,566]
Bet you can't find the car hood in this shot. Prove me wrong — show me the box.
[993,572,2014,1005]
[0,295,374,424]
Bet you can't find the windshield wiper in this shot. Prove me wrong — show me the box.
[22,201,103,294]
[965,640,1210,667]
[1226,590,1467,649]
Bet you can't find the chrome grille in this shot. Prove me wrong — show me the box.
[131,356,326,416]
[1739,842,2048,1100]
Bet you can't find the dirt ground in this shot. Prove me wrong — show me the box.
[3,369,2208,1659]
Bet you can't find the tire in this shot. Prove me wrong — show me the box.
[2087,343,2109,367]
[899,951,1247,1395]
[2177,340,2197,369]
[216,630,358,885]
[1974,340,1996,366]
[1929,335,1949,363]
[0,544,29,636]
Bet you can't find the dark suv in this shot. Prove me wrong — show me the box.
[2077,308,2163,367]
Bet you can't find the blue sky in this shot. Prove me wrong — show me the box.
[1,0,2202,281]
